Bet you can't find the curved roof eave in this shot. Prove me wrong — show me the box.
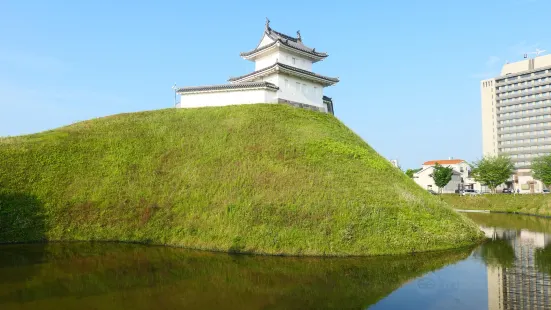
[228,62,339,86]
[240,40,328,60]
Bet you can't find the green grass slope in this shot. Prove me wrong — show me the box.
[443,194,551,217]
[0,104,482,255]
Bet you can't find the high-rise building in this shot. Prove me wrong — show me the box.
[481,54,551,193]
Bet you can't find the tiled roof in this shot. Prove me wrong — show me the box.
[423,159,466,166]
[240,26,328,58]
[177,82,279,93]
[228,62,339,85]
[414,166,462,176]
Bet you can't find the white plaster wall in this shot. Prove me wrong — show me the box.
[277,74,324,109]
[255,49,313,71]
[179,89,277,108]
[257,34,274,48]
[277,50,312,71]
[249,73,325,110]
[255,51,279,71]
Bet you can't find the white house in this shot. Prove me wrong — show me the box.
[513,169,546,194]
[413,159,483,193]
[175,19,339,114]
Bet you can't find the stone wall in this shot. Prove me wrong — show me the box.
[277,99,325,113]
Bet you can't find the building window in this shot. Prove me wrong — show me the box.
[292,57,296,65]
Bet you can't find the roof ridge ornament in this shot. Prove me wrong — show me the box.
[296,30,301,42]
[265,17,270,31]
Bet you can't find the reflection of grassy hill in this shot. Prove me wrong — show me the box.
[443,195,551,217]
[0,243,473,310]
[464,212,551,234]
[476,238,516,268]
[0,104,482,255]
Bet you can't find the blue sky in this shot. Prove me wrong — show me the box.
[1,0,550,169]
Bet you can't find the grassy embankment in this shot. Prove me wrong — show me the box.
[0,104,483,256]
[442,194,551,217]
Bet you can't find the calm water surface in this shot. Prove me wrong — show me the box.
[1,213,550,309]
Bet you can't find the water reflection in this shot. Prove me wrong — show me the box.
[477,218,551,310]
[0,242,471,310]
[371,213,551,310]
[2,213,551,310]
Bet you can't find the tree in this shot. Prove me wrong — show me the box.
[432,163,454,194]
[532,155,551,189]
[471,155,514,193]
[405,168,421,178]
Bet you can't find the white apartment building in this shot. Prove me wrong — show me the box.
[481,54,551,193]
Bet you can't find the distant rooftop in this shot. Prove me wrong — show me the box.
[423,159,465,166]
[500,53,551,76]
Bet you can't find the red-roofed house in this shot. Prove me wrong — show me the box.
[413,158,482,193]
[422,159,465,166]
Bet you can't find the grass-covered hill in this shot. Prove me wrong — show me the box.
[0,104,483,255]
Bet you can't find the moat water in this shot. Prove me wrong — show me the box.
[1,212,550,309]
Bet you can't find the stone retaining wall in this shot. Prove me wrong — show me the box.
[277,99,325,113]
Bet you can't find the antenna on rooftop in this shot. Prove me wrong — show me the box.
[524,48,547,59]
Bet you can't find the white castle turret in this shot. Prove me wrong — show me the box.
[176,19,339,114]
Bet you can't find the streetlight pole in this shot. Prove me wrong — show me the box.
[171,83,177,107]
